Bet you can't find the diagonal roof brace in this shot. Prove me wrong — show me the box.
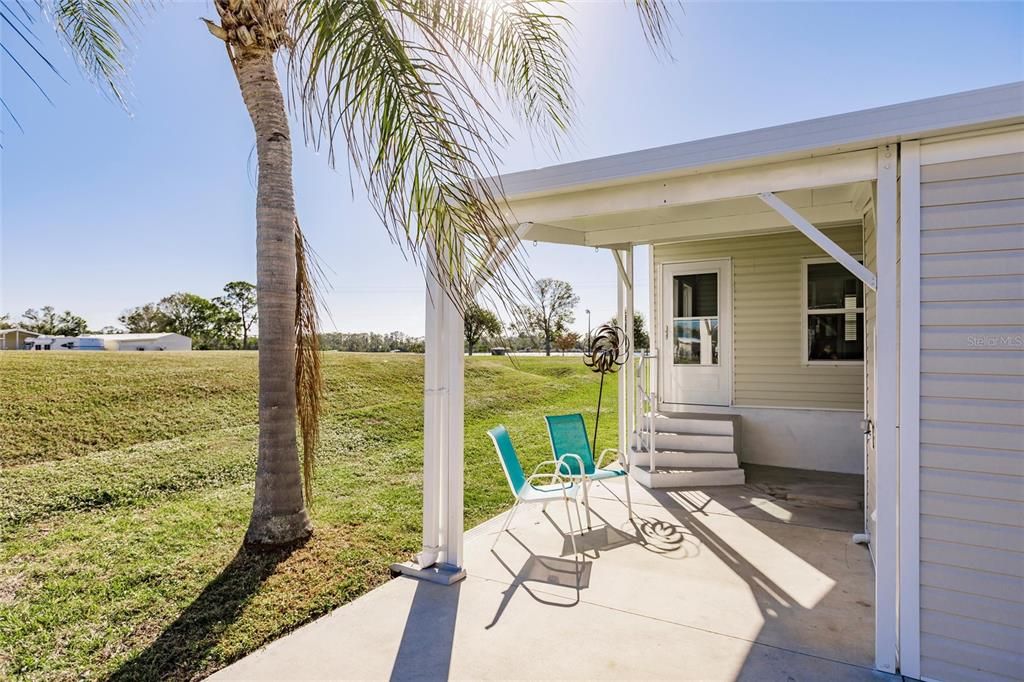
[612,248,633,293]
[758,191,878,291]
[468,223,533,297]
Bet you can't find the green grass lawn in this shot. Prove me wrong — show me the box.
[0,351,616,681]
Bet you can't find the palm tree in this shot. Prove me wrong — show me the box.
[6,0,674,547]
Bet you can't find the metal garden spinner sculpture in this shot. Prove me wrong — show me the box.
[584,323,630,456]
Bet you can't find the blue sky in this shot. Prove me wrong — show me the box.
[2,1,1021,335]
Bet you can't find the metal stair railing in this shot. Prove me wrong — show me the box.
[636,353,658,473]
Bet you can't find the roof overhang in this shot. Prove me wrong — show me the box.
[494,82,1024,249]
[499,81,1024,202]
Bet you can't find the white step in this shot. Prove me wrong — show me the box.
[631,465,746,489]
[646,411,738,437]
[633,431,734,453]
[630,448,739,469]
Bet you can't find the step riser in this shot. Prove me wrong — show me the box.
[630,449,739,469]
[631,467,746,489]
[645,413,737,436]
[633,432,734,453]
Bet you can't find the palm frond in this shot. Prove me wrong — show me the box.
[0,3,64,122]
[289,0,544,313]
[294,218,325,507]
[1,5,65,85]
[631,0,678,57]
[43,0,142,108]
[390,0,576,143]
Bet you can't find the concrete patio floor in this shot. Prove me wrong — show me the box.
[212,469,895,681]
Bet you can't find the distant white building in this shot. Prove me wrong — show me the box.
[25,333,192,351]
[88,333,192,351]
[25,335,92,351]
[0,328,39,350]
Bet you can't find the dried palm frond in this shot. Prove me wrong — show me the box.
[294,217,325,506]
[207,0,291,51]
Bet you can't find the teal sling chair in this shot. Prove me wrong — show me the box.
[487,425,585,556]
[545,413,634,529]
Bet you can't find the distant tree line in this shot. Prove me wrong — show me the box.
[0,282,259,350]
[2,307,90,336]
[2,276,648,355]
[117,282,259,350]
[320,331,424,353]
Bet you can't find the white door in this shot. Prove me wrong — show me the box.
[661,259,732,406]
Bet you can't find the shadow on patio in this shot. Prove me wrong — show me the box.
[211,471,886,681]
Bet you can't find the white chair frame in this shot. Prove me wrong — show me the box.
[489,432,586,558]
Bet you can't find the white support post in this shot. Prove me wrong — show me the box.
[759,191,878,291]
[874,144,899,673]
[649,246,658,409]
[442,279,465,570]
[391,246,466,585]
[615,248,635,457]
[898,141,922,680]
[626,248,635,442]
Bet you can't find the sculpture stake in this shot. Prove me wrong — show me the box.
[583,323,630,456]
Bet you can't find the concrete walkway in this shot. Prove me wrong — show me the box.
[212,472,895,681]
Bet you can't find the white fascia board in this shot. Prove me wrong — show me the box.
[499,82,1024,201]
[507,150,878,226]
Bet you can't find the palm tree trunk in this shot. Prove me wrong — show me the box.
[231,46,311,546]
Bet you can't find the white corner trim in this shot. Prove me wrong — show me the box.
[873,144,899,675]
[758,191,878,291]
[898,141,922,680]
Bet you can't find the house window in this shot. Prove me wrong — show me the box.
[802,258,864,363]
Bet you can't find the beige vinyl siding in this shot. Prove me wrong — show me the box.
[654,224,864,410]
[917,147,1024,682]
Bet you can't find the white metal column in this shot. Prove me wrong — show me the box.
[615,247,635,456]
[874,144,899,673]
[391,248,466,585]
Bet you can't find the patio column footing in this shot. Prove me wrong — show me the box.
[390,561,467,586]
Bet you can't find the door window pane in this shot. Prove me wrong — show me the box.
[673,318,719,365]
[673,273,718,318]
[807,313,864,361]
[807,262,863,310]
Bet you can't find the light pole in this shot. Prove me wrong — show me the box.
[585,309,591,351]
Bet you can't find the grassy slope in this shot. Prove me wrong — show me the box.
[0,352,616,681]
